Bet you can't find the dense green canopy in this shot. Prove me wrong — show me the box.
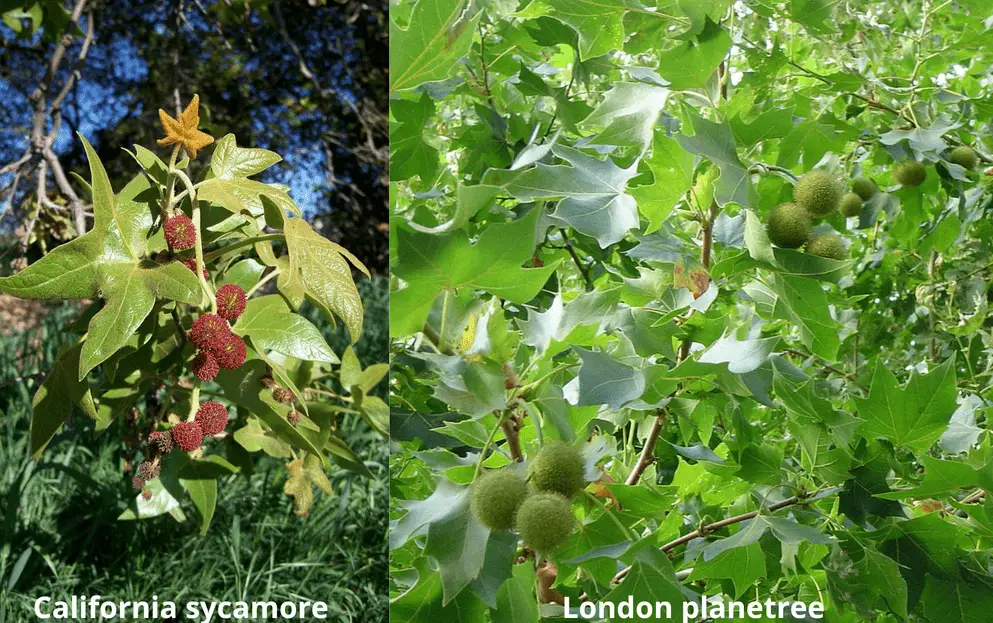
[389,1,993,621]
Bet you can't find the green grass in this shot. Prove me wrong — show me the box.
[0,278,389,622]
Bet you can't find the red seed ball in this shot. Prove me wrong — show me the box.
[195,401,229,436]
[189,313,231,354]
[164,214,196,251]
[171,420,204,452]
[137,460,160,481]
[215,284,247,322]
[192,350,220,382]
[215,333,247,370]
[147,430,174,455]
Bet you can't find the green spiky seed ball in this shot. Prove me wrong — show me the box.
[471,470,528,532]
[806,232,847,260]
[794,170,842,217]
[839,192,863,218]
[949,146,979,170]
[851,177,877,201]
[516,493,575,553]
[528,441,585,499]
[893,161,926,187]
[767,202,813,249]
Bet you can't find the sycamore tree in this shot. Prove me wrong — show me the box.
[0,95,387,531]
[389,0,993,621]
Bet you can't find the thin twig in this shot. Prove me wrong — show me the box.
[611,494,811,585]
[560,228,593,290]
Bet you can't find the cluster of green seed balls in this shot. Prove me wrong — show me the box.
[891,146,979,187]
[768,147,981,258]
[765,170,859,259]
[470,441,585,554]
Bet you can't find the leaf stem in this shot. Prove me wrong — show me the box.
[161,145,181,215]
[518,363,580,395]
[473,413,507,481]
[245,268,280,298]
[582,489,638,541]
[560,228,593,290]
[202,234,285,262]
[187,382,200,421]
[438,289,451,352]
[178,169,215,311]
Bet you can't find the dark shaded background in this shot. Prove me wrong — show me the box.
[0,0,388,272]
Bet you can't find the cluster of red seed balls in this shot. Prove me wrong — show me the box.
[131,215,245,495]
[188,287,247,382]
[132,402,230,491]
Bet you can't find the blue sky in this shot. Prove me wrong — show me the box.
[1,26,330,217]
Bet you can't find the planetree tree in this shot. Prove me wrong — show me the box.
[389,0,993,620]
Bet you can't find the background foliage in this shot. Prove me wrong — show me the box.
[0,278,388,623]
[389,0,993,621]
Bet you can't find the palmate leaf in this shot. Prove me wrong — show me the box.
[391,208,559,336]
[565,347,645,409]
[197,177,301,219]
[656,17,731,89]
[195,133,296,220]
[389,0,480,94]
[216,360,329,467]
[30,342,97,460]
[581,83,669,153]
[629,133,695,233]
[702,514,834,561]
[854,359,957,454]
[535,0,660,60]
[391,559,486,623]
[688,542,766,599]
[209,133,281,179]
[390,94,440,183]
[484,144,640,248]
[676,112,754,209]
[877,456,993,500]
[177,456,238,535]
[283,454,333,517]
[771,273,842,361]
[232,416,292,458]
[283,217,369,343]
[0,135,200,381]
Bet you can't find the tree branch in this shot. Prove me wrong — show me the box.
[500,416,523,462]
[560,228,593,290]
[611,494,813,585]
[625,202,716,485]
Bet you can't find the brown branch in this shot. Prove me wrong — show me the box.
[273,0,385,176]
[611,494,810,585]
[962,489,986,504]
[500,417,523,462]
[10,0,93,244]
[624,405,668,485]
[625,203,716,485]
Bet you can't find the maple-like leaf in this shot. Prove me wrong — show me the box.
[157,94,215,158]
[283,454,333,516]
[0,134,202,381]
